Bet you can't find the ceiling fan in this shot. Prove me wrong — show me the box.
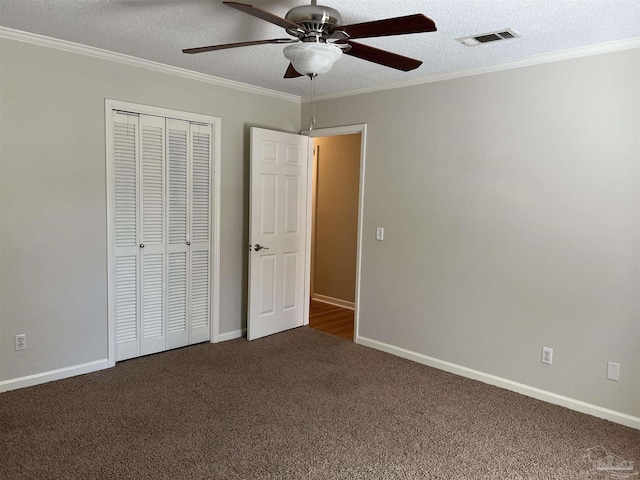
[182,1,437,78]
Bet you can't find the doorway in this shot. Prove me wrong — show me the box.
[105,99,221,365]
[306,127,365,341]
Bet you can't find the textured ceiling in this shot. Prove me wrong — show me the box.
[1,0,639,97]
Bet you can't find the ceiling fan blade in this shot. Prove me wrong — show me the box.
[284,63,303,78]
[329,14,436,40]
[223,2,309,34]
[183,38,296,54]
[343,41,423,71]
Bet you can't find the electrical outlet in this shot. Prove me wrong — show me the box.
[15,334,26,351]
[607,362,620,381]
[541,346,553,365]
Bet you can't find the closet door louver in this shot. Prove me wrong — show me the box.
[166,119,190,349]
[111,110,212,361]
[167,121,212,346]
[113,112,140,361]
[189,123,212,344]
[139,115,166,356]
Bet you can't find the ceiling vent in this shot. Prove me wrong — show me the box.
[455,29,521,47]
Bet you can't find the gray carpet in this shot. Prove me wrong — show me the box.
[1,327,638,479]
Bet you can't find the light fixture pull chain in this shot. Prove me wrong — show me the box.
[309,74,316,131]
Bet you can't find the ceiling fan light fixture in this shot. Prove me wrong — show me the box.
[283,42,342,76]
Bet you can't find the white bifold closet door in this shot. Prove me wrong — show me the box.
[165,119,212,349]
[113,112,212,362]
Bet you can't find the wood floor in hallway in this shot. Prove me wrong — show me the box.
[308,299,354,341]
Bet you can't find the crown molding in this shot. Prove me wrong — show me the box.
[2,27,637,105]
[0,27,301,104]
[304,36,640,102]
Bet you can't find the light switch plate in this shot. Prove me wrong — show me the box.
[607,362,620,381]
[376,227,384,241]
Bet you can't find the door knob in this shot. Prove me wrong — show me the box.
[254,244,269,251]
[139,244,144,248]
[186,241,191,246]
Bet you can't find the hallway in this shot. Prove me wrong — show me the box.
[308,300,354,341]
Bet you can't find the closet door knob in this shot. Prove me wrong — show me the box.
[186,241,191,246]
[139,244,144,248]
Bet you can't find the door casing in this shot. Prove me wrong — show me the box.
[105,99,222,367]
[302,124,367,342]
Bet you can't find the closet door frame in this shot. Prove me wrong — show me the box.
[105,99,221,367]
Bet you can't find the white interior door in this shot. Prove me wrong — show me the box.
[113,112,140,361]
[166,118,190,350]
[108,99,221,365]
[189,123,213,344]
[139,114,166,356]
[248,128,310,340]
[166,119,212,348]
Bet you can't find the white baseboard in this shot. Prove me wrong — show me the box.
[356,336,640,430]
[1,331,246,393]
[312,294,355,310]
[0,359,110,393]
[216,329,246,342]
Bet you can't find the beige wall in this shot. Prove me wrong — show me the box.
[2,34,638,421]
[312,134,361,303]
[302,49,640,418]
[0,38,300,382]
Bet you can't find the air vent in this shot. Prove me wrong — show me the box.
[455,29,521,47]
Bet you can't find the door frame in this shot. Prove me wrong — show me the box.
[301,124,366,342]
[105,99,222,367]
